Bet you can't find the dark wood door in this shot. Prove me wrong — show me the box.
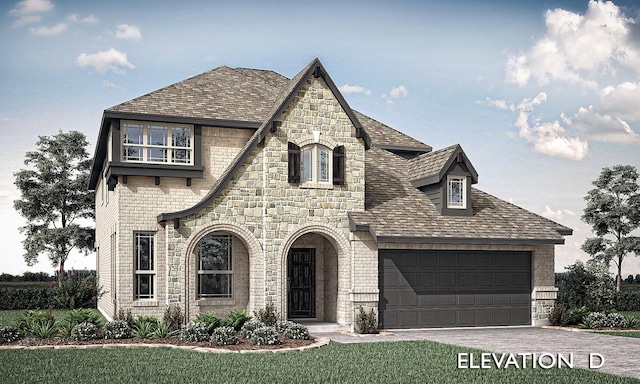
[288,248,315,318]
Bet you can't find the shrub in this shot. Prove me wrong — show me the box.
[180,322,209,342]
[254,302,279,327]
[548,305,568,326]
[133,321,157,339]
[52,270,104,309]
[275,320,296,333]
[250,326,280,346]
[31,321,58,338]
[615,290,640,311]
[565,307,588,326]
[194,311,223,334]
[355,306,378,334]
[63,309,102,327]
[164,304,184,332]
[557,261,615,312]
[115,308,135,328]
[238,318,266,338]
[70,322,99,341]
[623,314,640,328]
[0,287,54,310]
[210,326,238,346]
[283,323,310,340]
[103,320,132,339]
[224,309,251,331]
[583,312,628,328]
[153,322,179,339]
[14,309,55,336]
[0,325,23,344]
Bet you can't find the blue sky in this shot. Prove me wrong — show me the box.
[1,0,639,277]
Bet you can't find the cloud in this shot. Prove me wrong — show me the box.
[75,48,135,74]
[514,92,589,160]
[506,0,639,89]
[381,85,408,104]
[339,84,372,96]
[82,14,99,23]
[29,22,67,35]
[477,97,513,111]
[116,24,142,40]
[542,205,576,220]
[12,14,41,27]
[9,0,53,16]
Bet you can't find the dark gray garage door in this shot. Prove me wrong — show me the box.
[379,250,531,328]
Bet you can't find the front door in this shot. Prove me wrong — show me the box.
[288,248,315,318]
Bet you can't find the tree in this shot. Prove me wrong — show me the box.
[581,165,640,292]
[13,130,95,280]
[636,274,640,284]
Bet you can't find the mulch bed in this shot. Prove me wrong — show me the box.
[6,335,316,350]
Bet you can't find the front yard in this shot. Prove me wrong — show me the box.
[1,340,638,383]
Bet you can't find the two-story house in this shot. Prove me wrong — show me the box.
[89,58,571,329]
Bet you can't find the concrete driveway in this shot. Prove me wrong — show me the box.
[314,327,640,380]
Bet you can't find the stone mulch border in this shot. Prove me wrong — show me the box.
[0,337,330,354]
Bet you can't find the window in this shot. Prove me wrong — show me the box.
[197,234,232,298]
[288,143,344,185]
[447,176,466,209]
[122,121,193,165]
[134,233,155,300]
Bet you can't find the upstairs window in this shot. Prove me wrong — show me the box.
[122,121,193,165]
[288,143,344,186]
[447,175,466,209]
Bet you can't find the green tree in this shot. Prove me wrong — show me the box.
[581,165,640,292]
[13,130,95,279]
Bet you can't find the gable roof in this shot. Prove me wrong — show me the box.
[157,58,366,223]
[407,144,478,187]
[349,147,572,244]
[353,111,431,152]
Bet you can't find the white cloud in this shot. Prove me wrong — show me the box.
[514,92,589,160]
[389,85,408,98]
[75,48,135,74]
[506,0,639,88]
[9,0,53,16]
[478,97,513,111]
[82,14,99,23]
[339,84,372,96]
[542,205,576,220]
[12,14,41,27]
[116,24,142,40]
[29,22,67,36]
[67,14,78,22]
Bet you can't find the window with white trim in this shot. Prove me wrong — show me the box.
[301,144,331,184]
[197,234,233,298]
[447,175,466,209]
[134,233,155,300]
[122,121,193,165]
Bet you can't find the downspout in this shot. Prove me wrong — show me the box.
[262,138,268,310]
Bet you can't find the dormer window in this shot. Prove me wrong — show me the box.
[122,121,193,165]
[447,175,466,209]
[288,142,344,186]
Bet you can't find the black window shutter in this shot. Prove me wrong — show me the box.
[288,142,300,183]
[333,145,345,185]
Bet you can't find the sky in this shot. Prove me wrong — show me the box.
[1,0,639,277]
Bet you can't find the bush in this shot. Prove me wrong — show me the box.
[548,305,568,326]
[254,302,279,327]
[180,322,209,342]
[623,314,640,328]
[115,308,135,328]
[63,309,102,327]
[355,306,378,334]
[0,325,23,344]
[583,312,627,328]
[565,307,588,325]
[283,323,310,340]
[275,320,296,333]
[250,326,280,346]
[134,315,161,337]
[224,309,251,331]
[153,322,179,339]
[0,286,54,310]
[103,320,132,339]
[615,290,640,311]
[238,318,266,338]
[164,304,184,332]
[31,321,58,338]
[194,311,223,334]
[210,326,238,346]
[70,322,99,341]
[14,309,55,336]
[52,270,103,309]
[557,261,615,312]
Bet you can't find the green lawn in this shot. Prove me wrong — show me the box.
[0,308,106,326]
[595,331,640,338]
[1,341,638,384]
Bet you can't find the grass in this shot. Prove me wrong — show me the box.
[1,341,638,384]
[0,309,106,327]
[595,331,640,338]
[619,311,640,318]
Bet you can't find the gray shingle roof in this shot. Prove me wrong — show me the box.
[407,144,458,181]
[349,147,571,243]
[353,111,430,150]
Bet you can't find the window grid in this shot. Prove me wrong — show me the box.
[447,176,466,209]
[134,232,155,300]
[197,234,233,299]
[122,121,193,165]
[300,144,332,184]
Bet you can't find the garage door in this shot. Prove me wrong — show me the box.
[379,250,531,328]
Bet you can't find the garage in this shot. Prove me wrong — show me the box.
[379,250,531,329]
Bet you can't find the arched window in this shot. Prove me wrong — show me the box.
[288,143,344,185]
[197,233,233,298]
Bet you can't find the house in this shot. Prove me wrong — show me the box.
[89,58,571,329]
